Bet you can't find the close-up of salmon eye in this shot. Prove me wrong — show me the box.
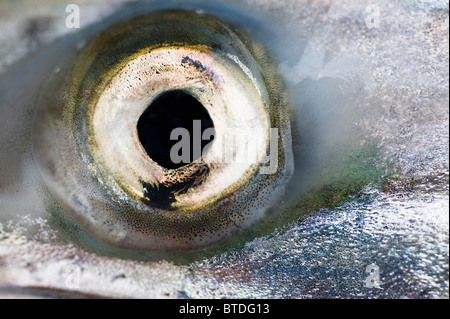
[32,9,293,251]
[0,0,448,300]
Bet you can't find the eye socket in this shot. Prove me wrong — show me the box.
[32,9,293,250]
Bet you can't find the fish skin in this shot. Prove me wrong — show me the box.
[0,0,448,298]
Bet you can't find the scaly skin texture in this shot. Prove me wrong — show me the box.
[0,0,448,298]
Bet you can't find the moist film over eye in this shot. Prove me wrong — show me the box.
[32,9,294,251]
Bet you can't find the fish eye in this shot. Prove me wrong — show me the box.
[32,9,294,251]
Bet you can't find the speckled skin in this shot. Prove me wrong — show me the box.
[0,0,448,298]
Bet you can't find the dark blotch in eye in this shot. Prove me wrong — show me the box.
[142,163,211,209]
[181,56,208,73]
[137,90,214,169]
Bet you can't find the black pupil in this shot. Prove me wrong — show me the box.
[137,90,214,169]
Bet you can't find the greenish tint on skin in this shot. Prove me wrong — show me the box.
[218,141,387,258]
